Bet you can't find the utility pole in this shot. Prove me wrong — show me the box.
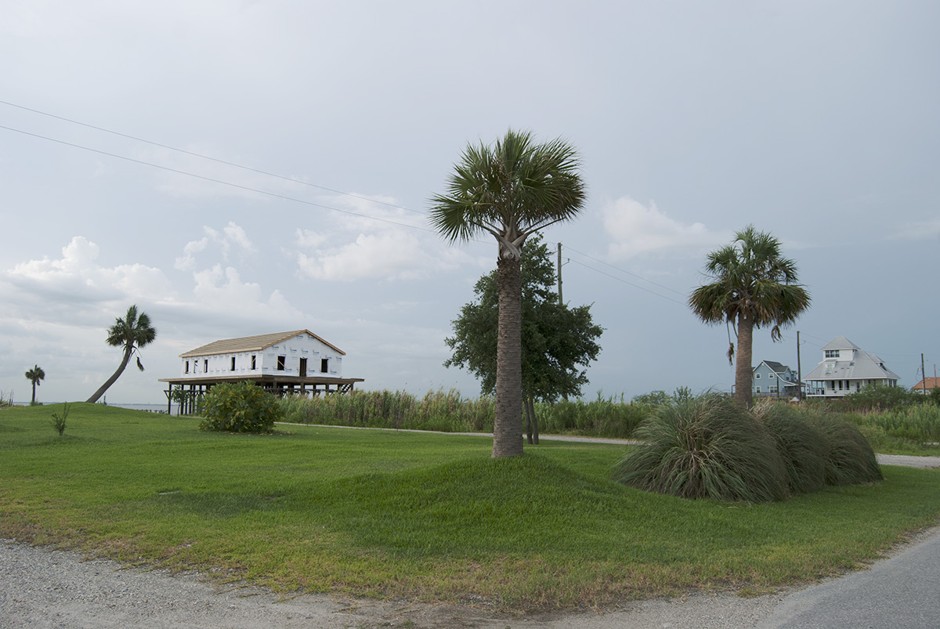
[796,331,803,401]
[557,242,563,304]
[922,353,928,395]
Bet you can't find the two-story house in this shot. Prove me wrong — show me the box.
[752,360,800,399]
[160,330,364,413]
[804,336,899,398]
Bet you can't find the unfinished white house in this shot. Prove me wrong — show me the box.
[804,336,899,398]
[160,330,364,413]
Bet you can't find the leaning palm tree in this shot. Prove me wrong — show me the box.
[689,226,810,408]
[25,364,45,405]
[431,130,585,457]
[86,305,157,404]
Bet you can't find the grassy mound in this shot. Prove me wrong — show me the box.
[811,415,884,485]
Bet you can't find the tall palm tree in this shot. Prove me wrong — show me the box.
[431,130,585,457]
[86,305,157,404]
[689,225,810,408]
[25,364,45,405]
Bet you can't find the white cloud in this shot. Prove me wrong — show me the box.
[296,231,432,281]
[6,236,174,302]
[290,192,470,282]
[175,222,254,270]
[602,197,726,260]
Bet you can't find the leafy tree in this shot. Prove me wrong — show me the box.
[25,364,45,405]
[444,236,602,444]
[431,130,585,457]
[689,226,810,408]
[86,305,157,403]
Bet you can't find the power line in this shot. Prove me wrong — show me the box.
[566,258,687,306]
[562,245,689,298]
[0,123,437,234]
[0,99,424,217]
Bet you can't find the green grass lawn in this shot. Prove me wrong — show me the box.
[2,403,939,611]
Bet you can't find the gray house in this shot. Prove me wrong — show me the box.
[752,360,800,399]
[805,336,899,398]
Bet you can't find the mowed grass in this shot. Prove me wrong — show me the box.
[2,404,939,611]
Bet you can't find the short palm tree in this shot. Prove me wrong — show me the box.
[25,364,45,405]
[431,130,585,457]
[689,226,810,408]
[86,305,157,404]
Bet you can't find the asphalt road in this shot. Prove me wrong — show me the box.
[757,526,940,629]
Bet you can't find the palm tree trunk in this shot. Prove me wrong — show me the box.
[494,255,524,458]
[31,382,37,405]
[735,314,754,407]
[86,346,132,404]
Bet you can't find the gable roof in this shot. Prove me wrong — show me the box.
[180,330,345,358]
[757,360,793,374]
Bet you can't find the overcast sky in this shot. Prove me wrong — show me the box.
[2,1,938,405]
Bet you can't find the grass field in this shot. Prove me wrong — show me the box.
[2,403,939,611]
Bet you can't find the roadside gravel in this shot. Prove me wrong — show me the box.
[0,539,786,628]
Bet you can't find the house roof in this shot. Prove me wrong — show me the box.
[822,336,861,351]
[180,330,345,358]
[805,337,899,382]
[912,377,940,391]
[757,360,792,374]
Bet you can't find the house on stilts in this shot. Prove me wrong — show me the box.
[160,329,364,414]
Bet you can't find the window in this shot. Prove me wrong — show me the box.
[185,360,189,374]
[231,357,236,371]
[825,349,839,358]
[755,373,761,379]
[768,373,775,379]
[756,386,761,393]
[251,355,256,370]
[321,358,329,373]
[277,355,286,371]
[204,359,208,372]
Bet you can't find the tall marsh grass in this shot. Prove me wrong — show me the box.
[279,389,496,432]
[536,394,649,438]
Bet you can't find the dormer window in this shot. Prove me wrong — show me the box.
[825,350,839,358]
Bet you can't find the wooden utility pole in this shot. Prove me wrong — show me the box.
[796,331,803,401]
[922,353,928,395]
[557,242,563,304]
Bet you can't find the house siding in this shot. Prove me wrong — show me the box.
[177,332,345,380]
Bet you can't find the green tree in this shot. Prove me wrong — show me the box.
[444,236,602,444]
[25,364,45,405]
[689,226,810,408]
[431,130,585,458]
[86,305,157,404]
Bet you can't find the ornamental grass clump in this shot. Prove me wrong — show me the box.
[751,400,828,495]
[810,414,883,486]
[200,381,282,433]
[613,394,789,502]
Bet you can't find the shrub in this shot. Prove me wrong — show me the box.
[809,415,883,485]
[200,382,282,433]
[50,403,70,436]
[839,385,918,413]
[613,394,789,502]
[751,400,827,494]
